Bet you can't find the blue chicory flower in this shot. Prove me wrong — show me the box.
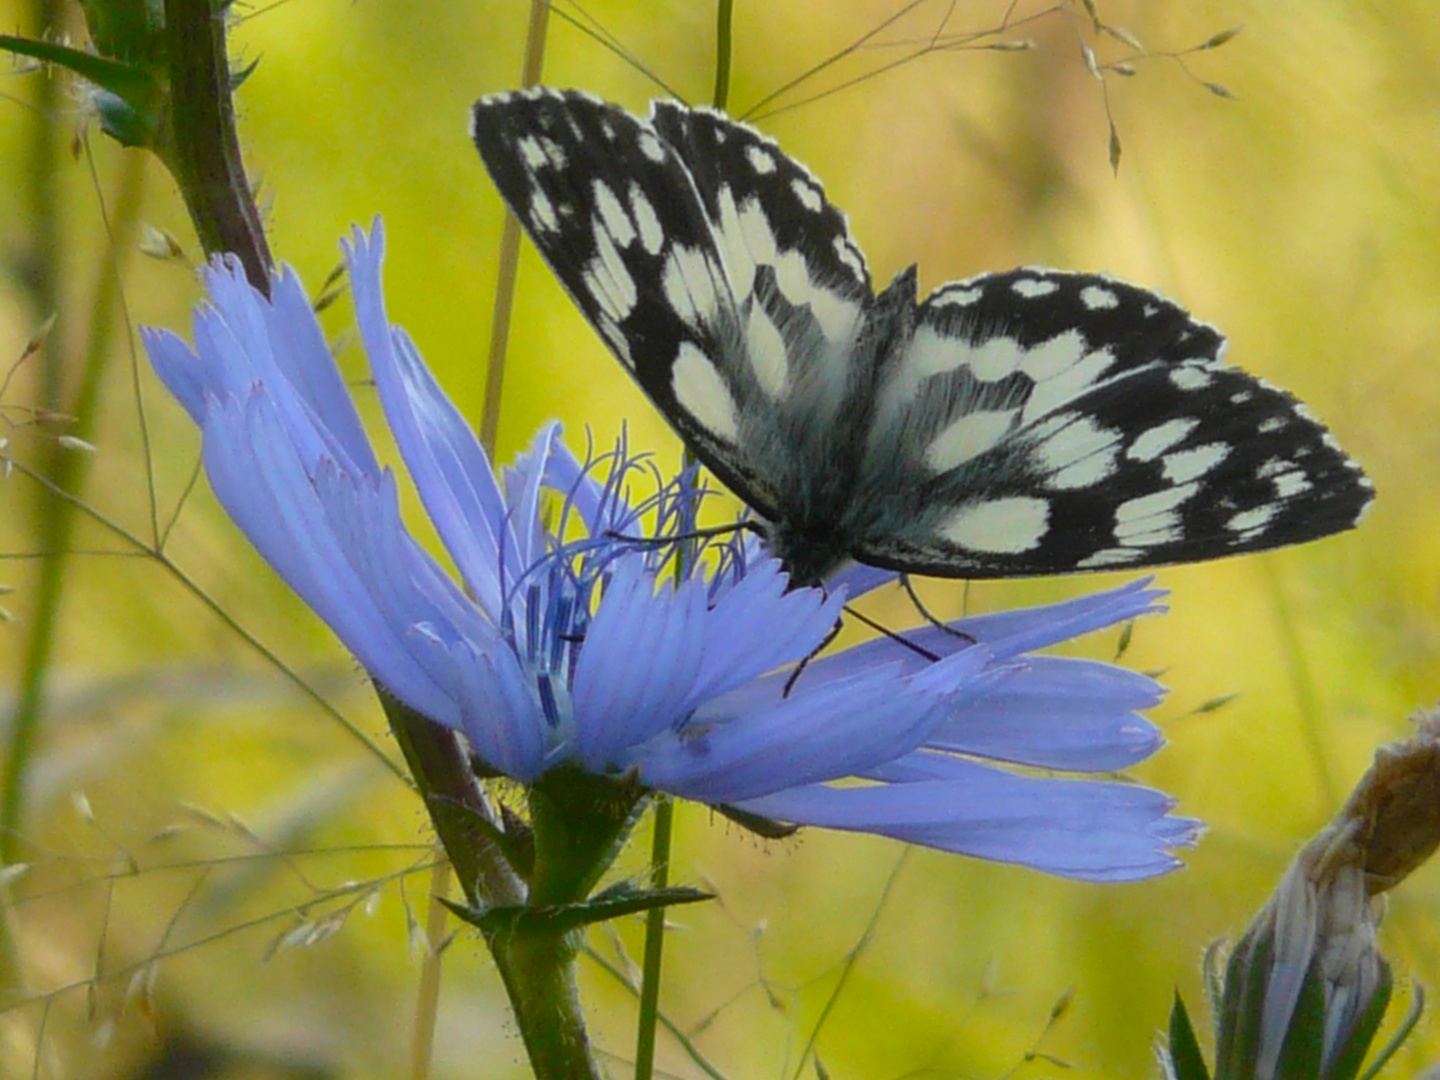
[141,220,1201,883]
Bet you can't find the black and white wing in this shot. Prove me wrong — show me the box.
[474,89,1374,584]
[855,269,1374,577]
[471,88,871,526]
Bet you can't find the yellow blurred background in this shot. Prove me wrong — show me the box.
[1,1,1438,1077]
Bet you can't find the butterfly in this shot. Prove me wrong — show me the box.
[471,88,1373,588]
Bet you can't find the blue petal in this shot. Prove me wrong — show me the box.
[636,644,992,802]
[503,426,559,573]
[199,389,461,724]
[140,326,206,423]
[345,223,521,619]
[572,555,706,768]
[824,578,1162,676]
[739,757,1201,881]
[194,255,378,479]
[681,559,845,710]
[452,637,548,779]
[953,578,1163,661]
[924,656,1164,771]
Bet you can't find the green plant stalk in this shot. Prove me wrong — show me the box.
[633,794,673,1080]
[1,153,147,869]
[634,10,735,1073]
[159,0,271,290]
[478,0,551,455]
[485,921,598,1080]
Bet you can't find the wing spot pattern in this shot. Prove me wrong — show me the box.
[662,244,721,330]
[1161,442,1231,484]
[791,178,823,213]
[1114,482,1200,546]
[1273,469,1313,498]
[939,496,1051,554]
[594,180,636,248]
[1035,415,1122,490]
[932,286,985,309]
[585,221,637,321]
[1018,330,1089,382]
[1076,547,1145,569]
[638,131,666,162]
[924,408,1018,472]
[1256,457,1294,480]
[744,304,790,398]
[1170,366,1213,391]
[712,191,759,304]
[518,135,548,170]
[629,184,665,255]
[968,335,1028,382]
[1128,418,1198,462]
[834,236,866,279]
[1021,348,1118,425]
[1228,504,1277,536]
[1081,285,1120,310]
[529,189,560,234]
[673,342,741,442]
[746,144,777,174]
[1013,277,1059,298]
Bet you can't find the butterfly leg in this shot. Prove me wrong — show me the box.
[782,616,844,698]
[900,575,977,646]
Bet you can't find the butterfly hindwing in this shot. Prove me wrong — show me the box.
[474,90,1374,585]
[859,269,1372,576]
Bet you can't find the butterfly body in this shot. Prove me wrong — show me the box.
[472,89,1373,588]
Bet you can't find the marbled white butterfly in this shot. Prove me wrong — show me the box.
[472,89,1373,587]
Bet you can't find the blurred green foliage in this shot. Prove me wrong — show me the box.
[1,2,1438,1078]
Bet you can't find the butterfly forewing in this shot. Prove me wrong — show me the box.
[472,90,778,518]
[473,90,1374,586]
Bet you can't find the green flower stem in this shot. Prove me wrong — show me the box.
[633,795,673,1080]
[381,694,524,910]
[486,921,598,1080]
[634,11,736,1073]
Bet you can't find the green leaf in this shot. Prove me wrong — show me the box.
[1216,928,1272,1080]
[1274,962,1326,1079]
[443,884,712,937]
[0,35,160,107]
[1169,992,1214,1080]
[0,35,162,147]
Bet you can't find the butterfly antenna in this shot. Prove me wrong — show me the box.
[605,520,765,548]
